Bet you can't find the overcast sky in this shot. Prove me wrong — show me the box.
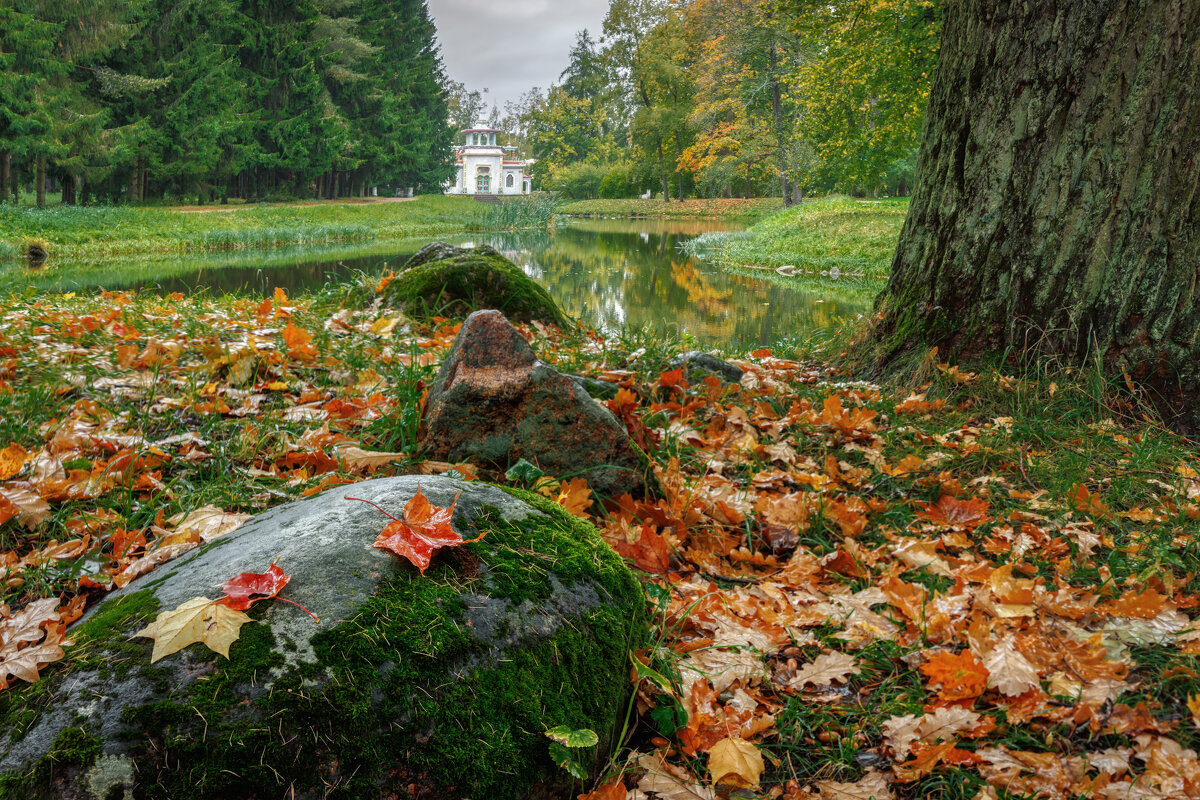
[428,0,610,113]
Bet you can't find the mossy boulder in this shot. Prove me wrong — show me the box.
[380,242,571,327]
[0,476,647,800]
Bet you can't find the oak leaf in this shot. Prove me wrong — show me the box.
[0,482,50,529]
[788,651,860,690]
[636,752,716,800]
[133,596,253,662]
[980,635,1040,696]
[920,650,990,702]
[815,770,894,799]
[707,736,763,789]
[883,707,982,759]
[1,624,66,690]
[334,445,408,473]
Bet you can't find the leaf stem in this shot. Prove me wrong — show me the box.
[344,495,399,521]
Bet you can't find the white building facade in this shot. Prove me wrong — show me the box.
[445,128,532,196]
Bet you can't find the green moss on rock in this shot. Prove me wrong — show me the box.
[0,477,647,800]
[380,243,571,328]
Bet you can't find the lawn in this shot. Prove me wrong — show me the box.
[0,194,552,262]
[685,195,909,287]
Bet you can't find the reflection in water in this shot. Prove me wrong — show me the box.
[29,219,869,348]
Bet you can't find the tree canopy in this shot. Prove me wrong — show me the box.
[0,0,454,204]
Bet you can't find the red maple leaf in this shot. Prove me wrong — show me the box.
[347,488,484,574]
[217,562,317,620]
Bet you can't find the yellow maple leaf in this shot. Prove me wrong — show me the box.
[133,597,253,663]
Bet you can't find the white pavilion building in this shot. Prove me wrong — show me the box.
[445,128,532,196]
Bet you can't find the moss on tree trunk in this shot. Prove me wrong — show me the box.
[874,0,1200,426]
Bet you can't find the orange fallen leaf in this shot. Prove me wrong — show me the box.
[920,495,989,528]
[0,444,28,481]
[349,488,484,575]
[921,650,990,703]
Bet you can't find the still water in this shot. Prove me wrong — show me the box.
[48,219,870,348]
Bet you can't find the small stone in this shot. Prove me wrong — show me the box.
[422,310,650,498]
[668,351,745,385]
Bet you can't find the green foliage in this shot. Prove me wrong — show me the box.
[0,0,453,205]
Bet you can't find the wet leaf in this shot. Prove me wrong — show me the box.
[133,596,253,662]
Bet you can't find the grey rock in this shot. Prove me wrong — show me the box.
[0,475,646,800]
[669,350,745,384]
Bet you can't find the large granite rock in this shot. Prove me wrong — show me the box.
[380,242,570,327]
[0,476,647,800]
[421,310,651,498]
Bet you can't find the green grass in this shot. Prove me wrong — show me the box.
[0,195,548,263]
[557,198,781,221]
[682,195,909,292]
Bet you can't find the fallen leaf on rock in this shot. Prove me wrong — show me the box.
[349,488,483,574]
[1,623,66,690]
[133,596,253,662]
[167,505,252,543]
[218,562,289,610]
[707,736,763,789]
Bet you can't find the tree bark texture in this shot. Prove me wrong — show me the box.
[35,156,46,208]
[876,0,1200,418]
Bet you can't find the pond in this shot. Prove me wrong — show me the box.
[16,219,870,348]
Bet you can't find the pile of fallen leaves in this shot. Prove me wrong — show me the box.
[567,355,1200,800]
[4,286,1200,800]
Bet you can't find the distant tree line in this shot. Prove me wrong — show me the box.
[454,0,940,202]
[0,0,454,206]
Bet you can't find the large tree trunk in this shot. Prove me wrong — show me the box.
[769,42,792,208]
[35,156,46,208]
[658,140,670,202]
[875,0,1200,425]
[0,152,8,204]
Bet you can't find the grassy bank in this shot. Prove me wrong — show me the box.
[558,197,781,220]
[0,194,555,262]
[684,195,908,287]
